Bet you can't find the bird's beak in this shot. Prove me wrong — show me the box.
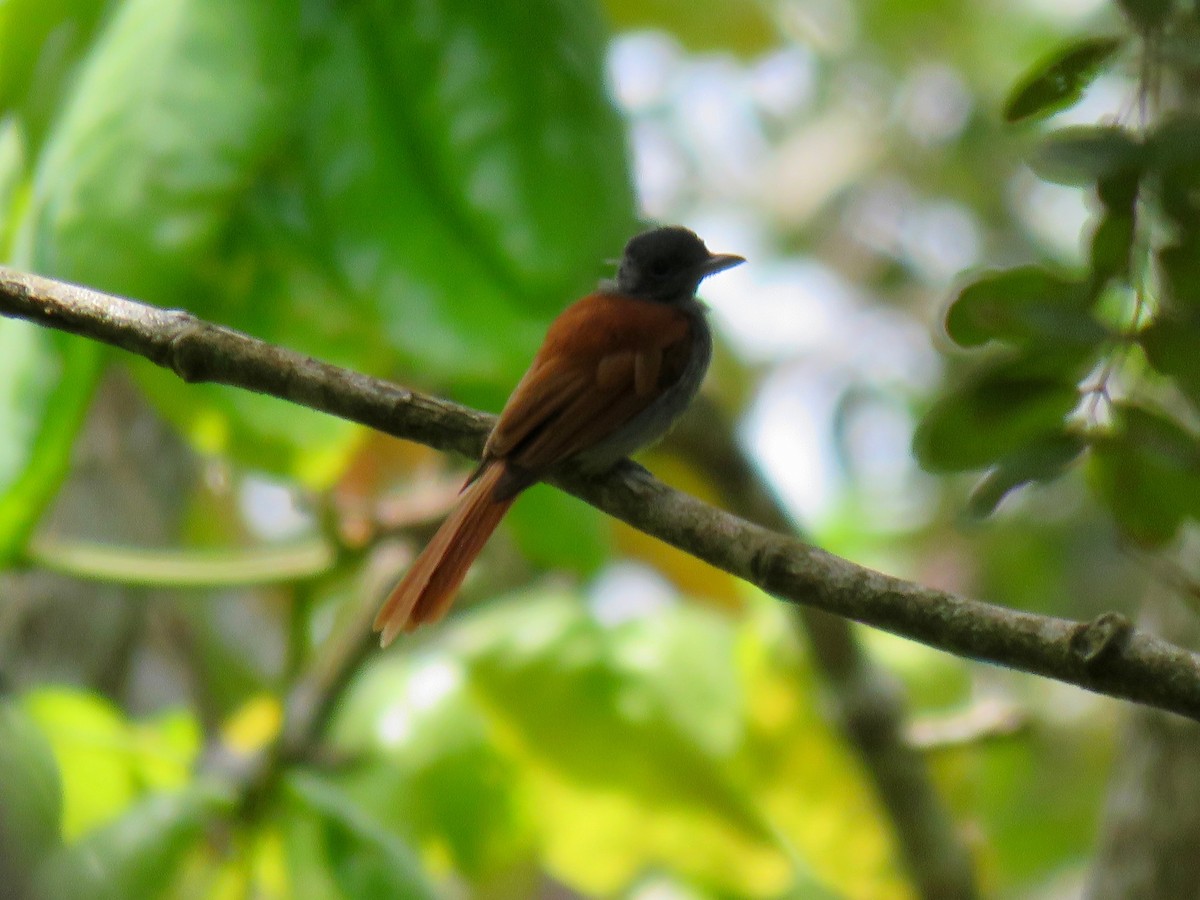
[698,253,746,277]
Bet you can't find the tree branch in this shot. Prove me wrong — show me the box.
[4,266,1200,721]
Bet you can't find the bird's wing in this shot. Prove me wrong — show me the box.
[483,293,695,474]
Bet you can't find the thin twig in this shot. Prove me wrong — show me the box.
[25,533,335,587]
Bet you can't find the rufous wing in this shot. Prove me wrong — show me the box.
[484,293,694,473]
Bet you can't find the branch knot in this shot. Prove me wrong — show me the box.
[166,319,211,382]
[1069,612,1134,670]
[750,537,793,594]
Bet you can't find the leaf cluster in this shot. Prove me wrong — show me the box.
[918,12,1200,544]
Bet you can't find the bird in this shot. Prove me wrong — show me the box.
[373,225,745,646]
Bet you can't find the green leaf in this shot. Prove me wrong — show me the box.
[967,431,1087,517]
[1030,125,1143,186]
[455,596,817,896]
[945,267,1104,348]
[6,0,306,483]
[1141,316,1200,407]
[328,654,532,880]
[1156,233,1200,311]
[15,0,300,301]
[969,723,1111,890]
[22,689,202,841]
[1149,115,1200,171]
[34,786,232,900]
[461,597,746,786]
[10,0,637,484]
[1119,404,1200,471]
[1096,169,1140,212]
[129,169,390,483]
[1092,403,1200,545]
[1089,208,1135,285]
[914,359,1081,473]
[1087,170,1140,285]
[0,700,62,895]
[24,689,137,839]
[300,0,636,385]
[1003,36,1123,124]
[287,772,437,900]
[1149,117,1200,225]
[134,0,637,479]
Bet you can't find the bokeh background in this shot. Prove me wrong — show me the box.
[1,0,1197,897]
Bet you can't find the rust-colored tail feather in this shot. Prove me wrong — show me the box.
[374,462,515,647]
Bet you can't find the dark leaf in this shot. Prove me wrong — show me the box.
[1091,171,1140,287]
[1002,342,1101,382]
[967,432,1087,517]
[1092,402,1200,545]
[1119,403,1200,469]
[1150,116,1200,225]
[1003,36,1124,124]
[1089,209,1135,284]
[1156,234,1200,311]
[1096,170,1140,213]
[945,267,1104,348]
[1030,125,1143,186]
[1141,315,1200,407]
[1157,166,1200,226]
[914,360,1080,473]
[1149,115,1200,172]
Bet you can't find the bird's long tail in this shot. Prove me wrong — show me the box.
[373,462,515,647]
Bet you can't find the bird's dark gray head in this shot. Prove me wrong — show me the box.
[613,225,744,302]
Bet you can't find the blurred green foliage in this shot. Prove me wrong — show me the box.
[1003,37,1125,124]
[328,597,905,897]
[926,31,1200,547]
[1,0,1196,897]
